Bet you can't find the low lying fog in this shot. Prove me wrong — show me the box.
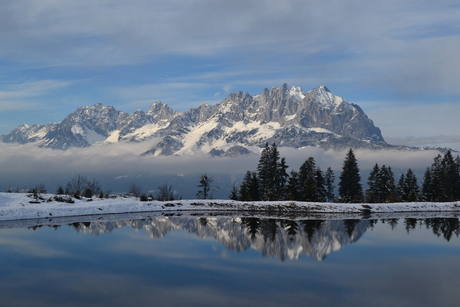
[0,141,444,198]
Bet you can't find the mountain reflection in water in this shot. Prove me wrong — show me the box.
[25,216,460,262]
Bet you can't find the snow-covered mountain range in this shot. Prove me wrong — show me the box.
[0,84,438,155]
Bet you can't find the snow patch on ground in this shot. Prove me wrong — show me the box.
[1,192,460,222]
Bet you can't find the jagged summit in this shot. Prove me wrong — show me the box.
[308,85,345,109]
[1,84,412,155]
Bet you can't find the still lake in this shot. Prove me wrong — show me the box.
[1,213,460,307]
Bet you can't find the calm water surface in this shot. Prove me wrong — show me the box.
[1,214,460,307]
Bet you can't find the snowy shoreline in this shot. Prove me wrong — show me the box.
[1,192,460,224]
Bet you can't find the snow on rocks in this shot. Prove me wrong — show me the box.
[1,192,460,222]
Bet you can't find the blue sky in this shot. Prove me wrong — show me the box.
[0,0,460,150]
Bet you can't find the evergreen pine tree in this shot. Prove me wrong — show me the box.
[379,165,396,202]
[454,156,460,201]
[421,152,460,202]
[257,143,289,201]
[196,174,215,199]
[286,170,300,201]
[338,148,363,203]
[366,163,380,203]
[249,171,261,201]
[442,150,458,202]
[229,182,239,200]
[324,167,335,202]
[239,171,252,201]
[315,168,326,202]
[396,173,405,202]
[422,167,435,201]
[431,154,445,201]
[298,157,317,201]
[275,157,289,200]
[257,143,271,200]
[240,171,261,201]
[257,143,281,200]
[404,168,419,202]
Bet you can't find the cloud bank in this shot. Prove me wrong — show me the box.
[0,141,444,195]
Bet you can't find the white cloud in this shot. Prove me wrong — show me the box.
[0,101,36,111]
[0,80,72,99]
[385,136,460,150]
[0,80,74,113]
[0,142,444,193]
[1,1,458,70]
[0,135,453,199]
[280,147,439,172]
[223,84,232,93]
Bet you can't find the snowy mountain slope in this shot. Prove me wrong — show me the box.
[0,84,428,154]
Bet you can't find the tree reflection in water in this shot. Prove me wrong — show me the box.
[21,215,460,261]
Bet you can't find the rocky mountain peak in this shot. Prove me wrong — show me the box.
[1,84,407,153]
[306,85,345,109]
[147,101,175,121]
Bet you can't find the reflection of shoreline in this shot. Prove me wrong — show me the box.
[2,214,459,261]
[2,210,460,230]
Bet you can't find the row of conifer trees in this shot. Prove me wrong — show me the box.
[230,143,460,203]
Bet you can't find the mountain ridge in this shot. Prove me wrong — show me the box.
[0,84,451,154]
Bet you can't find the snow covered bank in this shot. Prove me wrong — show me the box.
[1,192,460,223]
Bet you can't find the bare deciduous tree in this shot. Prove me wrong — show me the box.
[157,184,175,201]
[66,175,89,197]
[129,183,142,197]
[65,175,101,198]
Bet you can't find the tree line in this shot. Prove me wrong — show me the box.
[230,143,460,203]
[5,144,460,203]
